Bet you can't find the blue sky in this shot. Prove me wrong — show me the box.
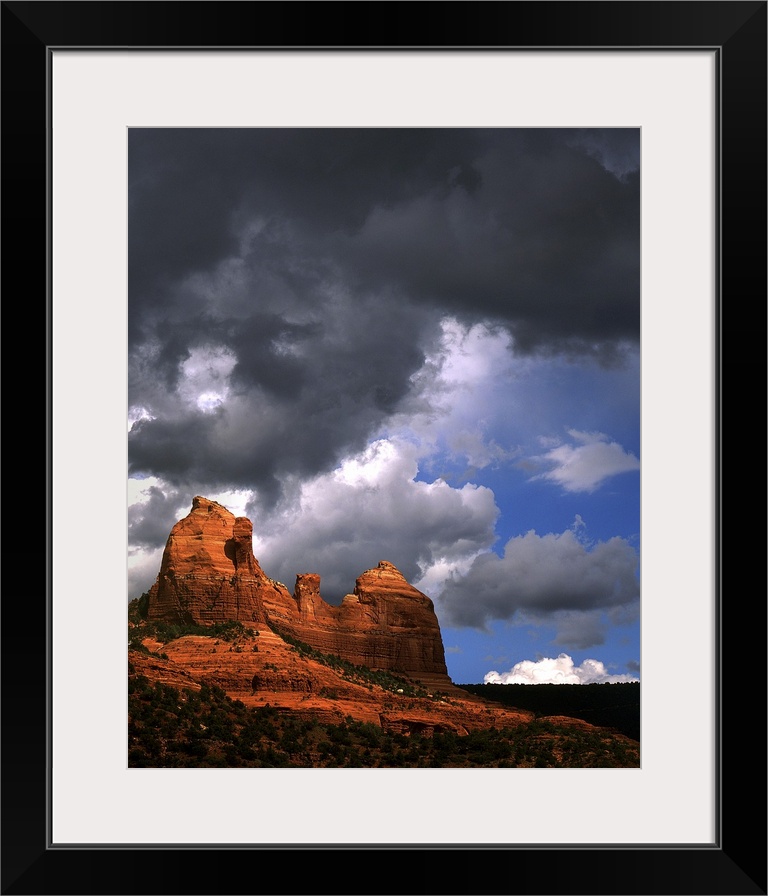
[128,128,640,685]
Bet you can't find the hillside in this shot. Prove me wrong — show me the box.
[128,609,640,768]
[128,497,640,768]
[458,682,640,742]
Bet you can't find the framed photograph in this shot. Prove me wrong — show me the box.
[4,2,765,894]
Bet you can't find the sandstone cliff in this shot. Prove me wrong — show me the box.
[146,496,276,625]
[145,496,450,686]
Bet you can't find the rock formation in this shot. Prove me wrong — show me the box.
[133,498,640,758]
[145,496,451,686]
[146,496,275,625]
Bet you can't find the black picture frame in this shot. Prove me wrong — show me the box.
[3,2,765,894]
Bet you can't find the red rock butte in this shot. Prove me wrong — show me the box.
[146,496,451,687]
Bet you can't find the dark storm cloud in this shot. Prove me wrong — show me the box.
[127,484,187,550]
[129,128,638,349]
[334,131,639,357]
[128,295,430,498]
[128,127,483,330]
[437,529,639,631]
[129,127,639,515]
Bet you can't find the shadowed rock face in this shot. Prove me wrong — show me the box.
[146,497,451,684]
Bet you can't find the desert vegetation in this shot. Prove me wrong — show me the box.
[459,682,640,742]
[128,595,639,767]
[128,667,639,769]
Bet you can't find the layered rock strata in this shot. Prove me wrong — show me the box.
[146,496,274,625]
[145,497,451,685]
[263,561,449,680]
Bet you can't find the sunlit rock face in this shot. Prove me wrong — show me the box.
[146,498,451,685]
[275,560,450,682]
[146,496,275,624]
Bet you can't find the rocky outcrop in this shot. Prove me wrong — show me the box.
[146,496,277,625]
[145,497,451,686]
[273,561,448,680]
[133,502,641,759]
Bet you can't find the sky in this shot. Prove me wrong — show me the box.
[128,128,641,686]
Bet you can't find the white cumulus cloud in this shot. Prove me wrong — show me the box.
[484,653,639,684]
[530,429,639,492]
[249,436,500,602]
[389,317,521,473]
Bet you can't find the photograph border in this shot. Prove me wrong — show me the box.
[3,2,766,894]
